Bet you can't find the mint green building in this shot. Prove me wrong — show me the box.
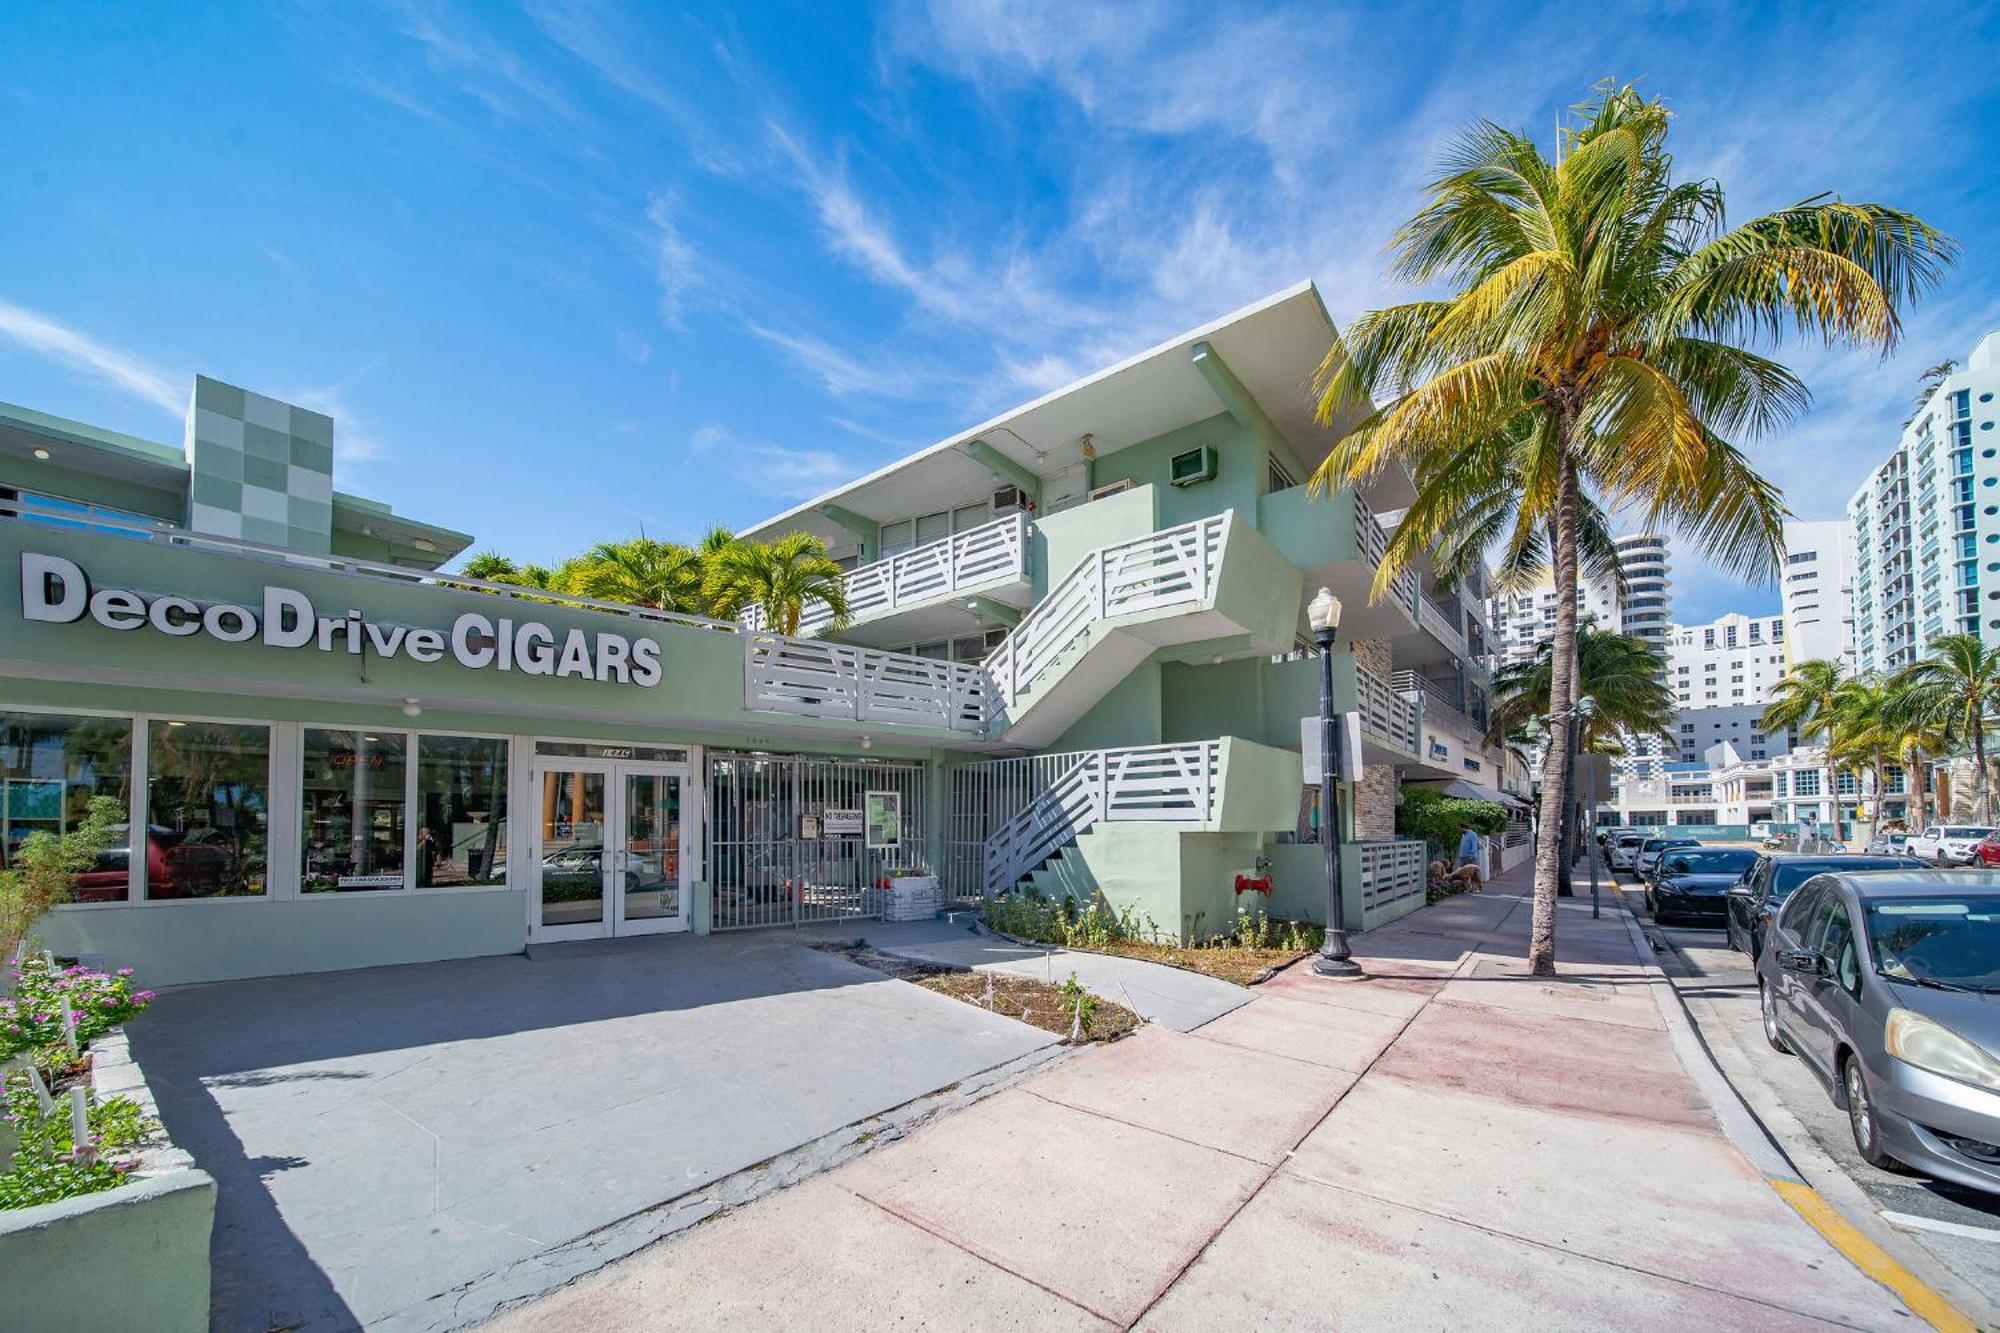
[3,283,1525,985]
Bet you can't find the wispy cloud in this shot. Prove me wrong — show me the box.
[388,0,585,129]
[643,193,699,330]
[689,420,860,500]
[0,297,184,416]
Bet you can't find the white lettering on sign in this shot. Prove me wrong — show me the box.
[20,552,663,689]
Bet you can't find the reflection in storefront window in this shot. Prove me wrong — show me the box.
[145,720,269,899]
[0,711,133,904]
[416,736,508,888]
[301,730,407,892]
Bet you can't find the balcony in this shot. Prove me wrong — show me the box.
[743,512,1029,639]
[1257,484,1419,639]
[1357,665,1422,756]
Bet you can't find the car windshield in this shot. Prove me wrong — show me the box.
[1770,858,1920,901]
[1944,827,1991,838]
[1665,849,1756,874]
[1866,895,2000,991]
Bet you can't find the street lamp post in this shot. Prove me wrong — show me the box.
[1309,587,1364,979]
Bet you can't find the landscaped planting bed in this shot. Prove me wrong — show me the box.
[813,941,1140,1042]
[981,893,1324,986]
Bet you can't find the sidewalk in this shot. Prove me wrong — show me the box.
[488,868,1933,1331]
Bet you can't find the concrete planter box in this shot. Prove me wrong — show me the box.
[0,1028,215,1333]
[871,875,942,922]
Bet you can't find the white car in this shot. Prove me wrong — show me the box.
[1905,824,1996,866]
[1607,833,1647,871]
[1636,836,1702,880]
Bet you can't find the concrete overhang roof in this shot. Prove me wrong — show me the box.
[741,281,1408,543]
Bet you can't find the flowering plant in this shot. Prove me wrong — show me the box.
[0,1069,152,1210]
[0,957,156,1063]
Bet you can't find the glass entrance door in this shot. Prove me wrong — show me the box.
[532,758,693,940]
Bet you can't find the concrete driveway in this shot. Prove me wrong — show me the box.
[126,931,1058,1332]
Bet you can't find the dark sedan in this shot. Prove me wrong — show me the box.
[1725,852,1927,958]
[1648,847,1759,926]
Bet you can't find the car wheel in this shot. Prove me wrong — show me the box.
[1759,981,1791,1055]
[1842,1056,1905,1171]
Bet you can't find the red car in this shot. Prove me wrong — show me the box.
[1975,832,2000,867]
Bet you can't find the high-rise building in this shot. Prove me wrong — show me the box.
[1487,533,1672,667]
[1779,518,1856,669]
[1849,330,2000,675]
[1662,612,1791,762]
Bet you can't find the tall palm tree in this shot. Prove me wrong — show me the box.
[458,551,520,581]
[1885,707,1950,830]
[575,537,705,613]
[1761,658,1849,748]
[1825,678,1895,843]
[707,532,851,635]
[1311,83,1954,972]
[1889,634,2000,822]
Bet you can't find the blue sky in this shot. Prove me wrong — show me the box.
[0,1,1994,624]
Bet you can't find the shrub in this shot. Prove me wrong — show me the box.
[0,958,157,1068]
[0,794,123,961]
[0,1069,153,1210]
[1397,787,1508,859]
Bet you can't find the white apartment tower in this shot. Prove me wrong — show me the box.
[1664,612,1791,763]
[1779,518,1856,668]
[1848,331,2000,675]
[1488,533,1673,666]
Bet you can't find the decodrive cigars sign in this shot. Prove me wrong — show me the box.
[19,552,663,687]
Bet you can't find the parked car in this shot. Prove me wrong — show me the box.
[1725,852,1928,959]
[1607,832,1648,872]
[1648,847,1759,926]
[1598,826,1637,850]
[1636,836,1701,881]
[1976,832,2000,868]
[1865,831,1911,857]
[1906,825,1997,867]
[1757,871,2000,1196]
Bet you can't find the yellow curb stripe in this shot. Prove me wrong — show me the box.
[1769,1179,1976,1333]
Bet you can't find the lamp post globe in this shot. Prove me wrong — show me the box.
[1308,587,1363,979]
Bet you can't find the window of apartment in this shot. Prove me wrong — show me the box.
[1704,629,1715,648]
[1725,626,1738,647]
[0,711,134,904]
[145,719,270,899]
[1748,624,1761,643]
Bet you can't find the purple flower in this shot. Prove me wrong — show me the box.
[117,968,133,977]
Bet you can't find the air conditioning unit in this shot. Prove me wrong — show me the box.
[1169,445,1217,488]
[1088,478,1135,501]
[991,485,1025,514]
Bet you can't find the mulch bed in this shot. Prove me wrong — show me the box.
[813,942,1140,1043]
[1069,939,1314,987]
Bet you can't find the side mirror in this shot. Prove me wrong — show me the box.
[1777,948,1824,977]
[1726,883,1753,898]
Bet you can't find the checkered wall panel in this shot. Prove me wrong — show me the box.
[183,376,335,554]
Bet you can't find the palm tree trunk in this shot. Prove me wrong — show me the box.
[1977,722,1993,824]
[1910,752,1927,829]
[1529,462,1580,976]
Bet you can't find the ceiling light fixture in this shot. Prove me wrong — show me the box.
[401,698,422,718]
[31,447,51,461]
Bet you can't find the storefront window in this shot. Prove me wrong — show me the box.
[0,711,134,903]
[145,720,269,898]
[301,729,407,892]
[415,736,508,888]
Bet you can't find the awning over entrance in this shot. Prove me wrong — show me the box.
[1413,778,1532,811]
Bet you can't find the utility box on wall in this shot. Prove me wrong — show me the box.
[1168,445,1217,488]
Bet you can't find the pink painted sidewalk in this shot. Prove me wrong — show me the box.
[487,873,1924,1331]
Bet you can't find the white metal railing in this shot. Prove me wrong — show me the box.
[0,496,743,635]
[1357,666,1421,754]
[1354,494,1420,616]
[1358,839,1428,910]
[741,513,1027,634]
[1391,669,1487,742]
[984,514,1227,715]
[982,741,1220,894]
[743,634,991,734]
[1418,596,1467,654]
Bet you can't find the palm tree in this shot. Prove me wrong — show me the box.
[1885,707,1950,830]
[1903,359,1958,429]
[1485,628,1675,752]
[1312,83,1954,972]
[1761,658,1849,748]
[459,551,520,581]
[1825,679,1896,843]
[575,537,705,613]
[1889,634,2000,823]
[707,532,851,635]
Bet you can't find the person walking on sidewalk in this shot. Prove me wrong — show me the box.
[1455,823,1485,891]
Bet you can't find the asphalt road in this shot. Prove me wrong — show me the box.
[1605,869,2000,1317]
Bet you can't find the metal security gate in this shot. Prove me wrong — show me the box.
[944,753,1083,898]
[707,752,929,930]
